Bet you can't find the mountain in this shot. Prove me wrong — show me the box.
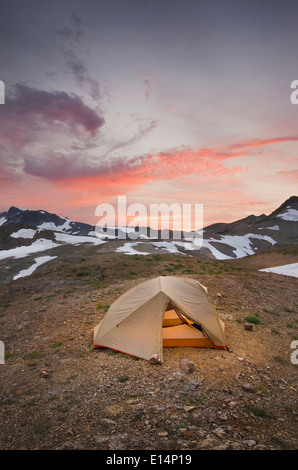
[111,196,298,259]
[198,195,298,259]
[0,206,95,236]
[0,197,297,284]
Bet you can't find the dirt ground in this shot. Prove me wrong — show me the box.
[0,247,297,450]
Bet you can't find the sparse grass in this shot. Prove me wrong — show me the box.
[180,394,205,406]
[64,374,77,384]
[50,341,62,348]
[281,246,298,256]
[22,398,37,407]
[247,406,270,418]
[96,304,110,309]
[273,355,286,365]
[181,269,196,275]
[284,307,296,313]
[33,296,42,301]
[263,308,278,316]
[29,423,52,438]
[245,315,260,325]
[271,437,290,449]
[284,404,297,413]
[235,318,243,324]
[271,328,280,335]
[28,351,44,360]
[152,254,167,261]
[76,270,89,277]
[286,322,293,329]
[117,374,129,383]
[257,385,269,396]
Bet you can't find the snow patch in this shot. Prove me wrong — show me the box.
[258,225,279,231]
[13,256,57,280]
[0,217,7,226]
[260,263,298,279]
[11,228,37,239]
[38,218,73,232]
[116,242,151,255]
[54,232,105,245]
[277,208,298,222]
[202,233,276,259]
[0,239,59,260]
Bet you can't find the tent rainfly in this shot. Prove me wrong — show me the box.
[93,276,227,363]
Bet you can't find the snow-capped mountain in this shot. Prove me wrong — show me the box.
[114,196,298,259]
[0,197,297,283]
[0,206,95,236]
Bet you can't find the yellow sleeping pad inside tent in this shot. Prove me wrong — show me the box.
[93,276,227,362]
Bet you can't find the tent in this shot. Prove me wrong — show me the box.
[93,276,226,363]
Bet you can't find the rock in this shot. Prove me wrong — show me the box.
[228,401,237,408]
[183,405,197,413]
[130,403,146,412]
[245,323,254,331]
[199,437,220,449]
[214,443,230,450]
[151,405,165,412]
[179,358,195,374]
[158,431,169,437]
[230,442,242,450]
[242,383,256,393]
[104,404,124,416]
[183,379,204,393]
[243,439,257,448]
[95,436,109,445]
[213,427,226,439]
[40,369,49,378]
[125,399,139,405]
[55,441,74,450]
[217,412,228,422]
[149,354,161,365]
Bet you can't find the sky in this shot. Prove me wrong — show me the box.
[0,0,297,228]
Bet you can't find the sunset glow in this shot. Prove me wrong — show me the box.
[0,1,297,226]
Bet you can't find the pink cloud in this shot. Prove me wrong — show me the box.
[1,84,104,143]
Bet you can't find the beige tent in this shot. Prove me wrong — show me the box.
[93,276,226,363]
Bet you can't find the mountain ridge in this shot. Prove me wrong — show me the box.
[1,195,297,235]
[0,196,297,282]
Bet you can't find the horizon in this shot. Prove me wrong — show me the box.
[2,194,297,231]
[0,1,298,226]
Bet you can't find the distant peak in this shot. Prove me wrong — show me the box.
[269,196,298,217]
[7,206,23,214]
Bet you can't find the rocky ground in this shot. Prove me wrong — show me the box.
[0,247,297,450]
